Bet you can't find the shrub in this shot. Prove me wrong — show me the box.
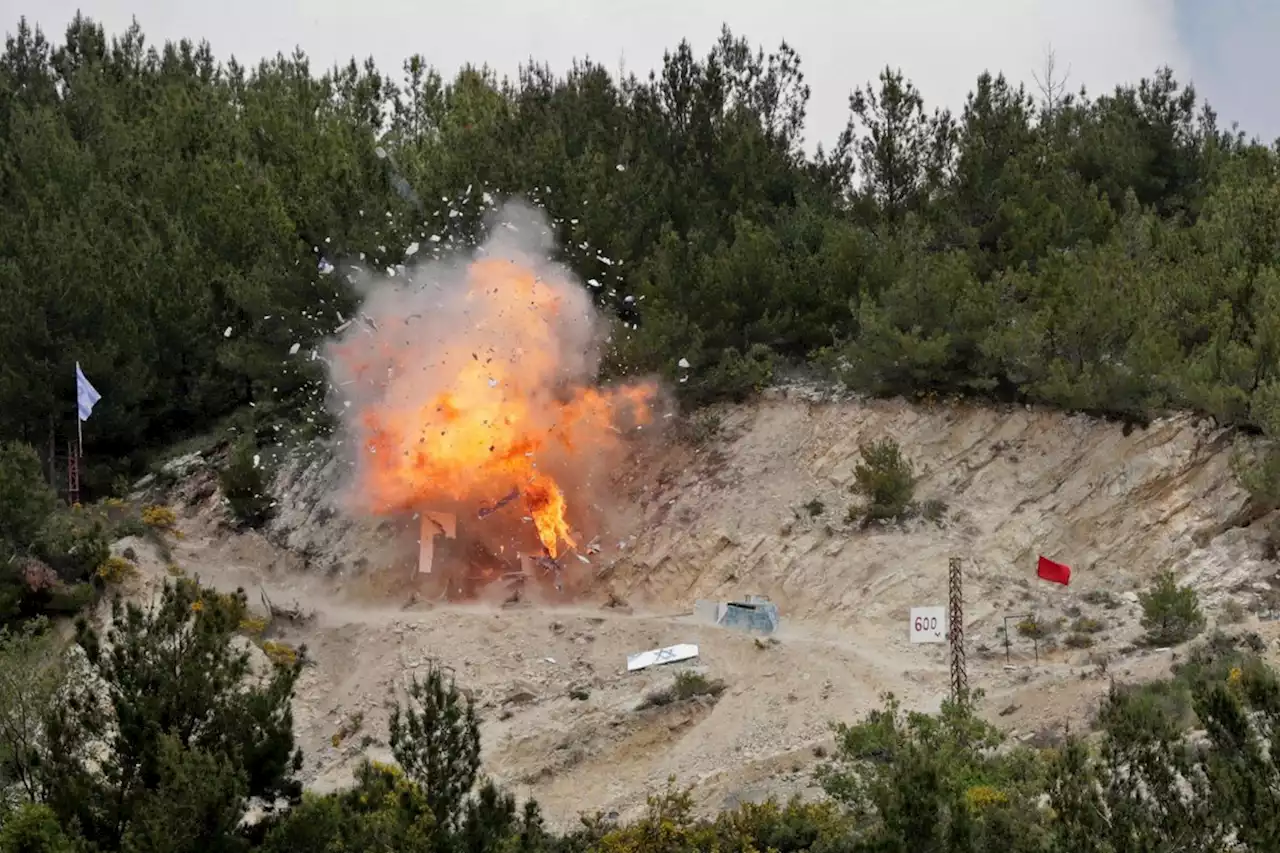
[96,556,138,585]
[41,582,96,615]
[39,579,303,849]
[688,344,775,404]
[1016,615,1058,640]
[673,670,725,700]
[1140,571,1205,646]
[330,712,364,748]
[851,439,916,523]
[676,410,723,445]
[1220,599,1246,624]
[140,505,176,531]
[0,802,78,853]
[388,663,481,831]
[219,439,275,529]
[640,670,727,708]
[112,515,148,539]
[918,497,948,523]
[0,442,57,548]
[1071,616,1106,634]
[33,513,110,583]
[0,618,67,802]
[239,615,269,636]
[1064,632,1095,649]
[1081,589,1121,609]
[964,784,1009,811]
[261,640,298,667]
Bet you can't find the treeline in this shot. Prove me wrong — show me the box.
[4,16,1280,480]
[3,576,1280,852]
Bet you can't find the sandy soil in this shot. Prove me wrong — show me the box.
[111,388,1280,829]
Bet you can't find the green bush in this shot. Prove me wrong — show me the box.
[1220,599,1246,624]
[40,582,96,615]
[32,513,110,584]
[686,345,776,405]
[1016,617,1045,640]
[0,802,78,853]
[1064,632,1095,649]
[851,439,917,523]
[640,670,727,709]
[219,439,275,529]
[1071,616,1106,634]
[1081,589,1121,609]
[1140,571,1206,646]
[0,442,57,549]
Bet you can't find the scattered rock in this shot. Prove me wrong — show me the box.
[503,682,539,706]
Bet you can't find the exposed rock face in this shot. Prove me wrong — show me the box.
[266,447,408,578]
[606,390,1275,636]
[258,392,1277,629]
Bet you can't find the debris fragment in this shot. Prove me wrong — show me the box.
[478,487,520,518]
[417,511,457,574]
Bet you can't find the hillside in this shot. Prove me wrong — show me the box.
[111,387,1280,829]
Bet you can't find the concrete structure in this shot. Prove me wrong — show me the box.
[417,511,457,574]
[694,595,780,635]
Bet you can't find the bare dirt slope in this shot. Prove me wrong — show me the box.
[117,388,1280,829]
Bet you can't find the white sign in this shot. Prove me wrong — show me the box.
[909,607,947,644]
[626,643,699,672]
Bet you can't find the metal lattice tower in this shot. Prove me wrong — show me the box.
[66,441,80,507]
[948,556,968,706]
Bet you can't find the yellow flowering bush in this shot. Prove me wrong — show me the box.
[965,784,1009,811]
[262,640,298,667]
[141,504,177,530]
[96,555,138,584]
[239,615,269,636]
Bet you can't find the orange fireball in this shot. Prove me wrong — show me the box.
[330,236,656,563]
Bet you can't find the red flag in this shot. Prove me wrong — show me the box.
[1037,555,1071,586]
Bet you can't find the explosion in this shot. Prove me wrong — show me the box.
[325,201,659,595]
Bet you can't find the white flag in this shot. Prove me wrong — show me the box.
[76,362,101,422]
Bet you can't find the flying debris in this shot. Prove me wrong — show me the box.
[478,487,521,519]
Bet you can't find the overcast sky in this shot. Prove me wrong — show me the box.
[3,0,1277,150]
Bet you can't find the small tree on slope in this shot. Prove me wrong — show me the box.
[39,579,303,851]
[389,665,482,832]
[1140,571,1205,646]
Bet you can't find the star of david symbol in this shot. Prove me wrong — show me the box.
[653,648,676,662]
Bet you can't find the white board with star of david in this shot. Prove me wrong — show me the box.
[626,643,700,672]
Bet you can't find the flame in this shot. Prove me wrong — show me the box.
[329,234,656,566]
[525,472,575,557]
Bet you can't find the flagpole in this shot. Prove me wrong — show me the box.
[74,365,83,505]
[72,362,101,506]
